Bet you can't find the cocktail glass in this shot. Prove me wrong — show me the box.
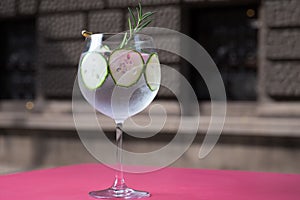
[78,33,161,199]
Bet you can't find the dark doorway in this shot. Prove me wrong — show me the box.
[186,4,258,101]
[0,19,36,100]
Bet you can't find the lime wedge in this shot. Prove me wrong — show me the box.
[80,52,108,90]
[144,53,161,91]
[109,49,144,87]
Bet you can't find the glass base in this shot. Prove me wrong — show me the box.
[89,186,150,199]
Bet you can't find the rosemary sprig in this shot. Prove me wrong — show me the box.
[119,3,155,48]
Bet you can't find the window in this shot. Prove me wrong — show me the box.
[188,5,258,100]
[0,19,36,100]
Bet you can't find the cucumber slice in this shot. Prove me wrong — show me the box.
[144,53,161,91]
[80,52,108,90]
[109,49,144,87]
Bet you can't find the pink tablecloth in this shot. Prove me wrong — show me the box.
[0,163,299,200]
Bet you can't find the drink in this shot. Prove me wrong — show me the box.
[77,32,160,199]
[78,52,159,122]
[77,2,159,198]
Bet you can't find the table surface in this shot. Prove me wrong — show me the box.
[0,163,299,200]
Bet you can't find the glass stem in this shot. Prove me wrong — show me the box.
[112,122,126,189]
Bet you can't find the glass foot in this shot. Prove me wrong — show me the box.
[89,186,150,199]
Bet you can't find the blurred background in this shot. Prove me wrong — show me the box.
[1,0,300,174]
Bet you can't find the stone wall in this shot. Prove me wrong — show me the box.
[1,0,299,101]
[2,129,300,174]
[261,0,300,100]
[0,0,182,99]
